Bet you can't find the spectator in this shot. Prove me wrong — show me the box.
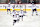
[17,1,22,4]
[32,0,36,4]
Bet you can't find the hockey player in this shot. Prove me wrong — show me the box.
[12,10,16,25]
[13,11,20,25]
[32,2,38,16]
[12,5,15,10]
[19,10,24,21]
[12,10,16,18]
[5,2,11,14]
[12,5,15,17]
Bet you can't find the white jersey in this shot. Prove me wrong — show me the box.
[32,4,36,9]
[12,11,16,15]
[13,11,19,20]
[19,11,24,15]
[6,4,12,9]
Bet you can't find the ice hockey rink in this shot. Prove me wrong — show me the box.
[0,11,40,27]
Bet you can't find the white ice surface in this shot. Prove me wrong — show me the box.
[0,11,40,27]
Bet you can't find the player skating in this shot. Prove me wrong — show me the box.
[12,10,16,25]
[12,5,15,17]
[13,11,20,25]
[5,2,11,14]
[32,2,38,16]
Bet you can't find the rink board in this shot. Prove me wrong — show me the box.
[0,4,40,11]
[0,9,40,11]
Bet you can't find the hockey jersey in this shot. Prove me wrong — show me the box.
[19,11,24,15]
[6,4,12,9]
[32,4,36,9]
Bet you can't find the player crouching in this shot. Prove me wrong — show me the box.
[13,11,20,25]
